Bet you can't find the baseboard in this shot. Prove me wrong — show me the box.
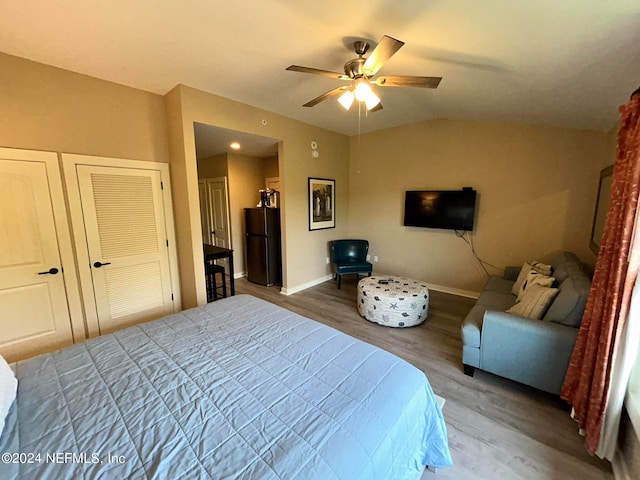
[278,274,480,298]
[369,272,480,299]
[281,275,333,296]
[233,271,245,279]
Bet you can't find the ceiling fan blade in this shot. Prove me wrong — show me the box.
[363,35,405,76]
[303,86,350,107]
[286,65,350,80]
[369,103,383,113]
[375,75,442,88]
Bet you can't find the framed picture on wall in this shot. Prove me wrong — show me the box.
[308,177,335,230]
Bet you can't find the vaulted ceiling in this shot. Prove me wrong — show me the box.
[2,1,640,136]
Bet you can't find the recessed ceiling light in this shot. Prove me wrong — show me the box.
[230,142,241,150]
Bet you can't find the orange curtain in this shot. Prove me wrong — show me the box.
[561,93,640,454]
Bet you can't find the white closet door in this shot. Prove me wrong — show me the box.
[0,153,74,361]
[77,165,174,334]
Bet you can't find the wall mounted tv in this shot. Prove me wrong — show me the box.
[403,188,477,231]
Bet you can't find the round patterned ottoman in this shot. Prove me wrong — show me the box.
[357,275,430,327]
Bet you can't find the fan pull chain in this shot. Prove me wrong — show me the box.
[358,101,362,139]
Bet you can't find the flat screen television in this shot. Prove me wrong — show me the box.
[403,189,477,231]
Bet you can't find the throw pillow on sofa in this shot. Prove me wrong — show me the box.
[511,261,553,296]
[507,285,559,320]
[516,270,555,302]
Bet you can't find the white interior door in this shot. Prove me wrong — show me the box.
[205,177,231,273]
[206,177,231,249]
[77,165,175,334]
[0,152,74,361]
[198,179,212,244]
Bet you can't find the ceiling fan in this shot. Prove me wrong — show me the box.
[286,35,441,112]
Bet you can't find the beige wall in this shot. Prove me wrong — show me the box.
[197,153,228,178]
[165,85,350,307]
[348,119,610,295]
[0,52,169,162]
[227,153,267,275]
[264,155,279,179]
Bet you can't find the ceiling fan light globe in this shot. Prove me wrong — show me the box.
[338,90,355,110]
[354,81,372,101]
[364,91,381,110]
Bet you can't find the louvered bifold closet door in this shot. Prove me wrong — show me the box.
[77,166,173,334]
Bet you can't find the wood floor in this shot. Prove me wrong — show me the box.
[234,276,613,480]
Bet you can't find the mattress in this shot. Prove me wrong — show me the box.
[0,294,452,479]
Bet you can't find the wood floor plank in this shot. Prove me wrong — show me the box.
[233,277,613,479]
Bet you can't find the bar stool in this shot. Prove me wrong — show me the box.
[205,263,227,302]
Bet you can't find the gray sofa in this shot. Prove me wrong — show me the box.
[461,251,592,394]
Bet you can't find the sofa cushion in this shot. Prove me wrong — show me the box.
[503,266,522,282]
[483,276,515,295]
[507,285,559,320]
[511,261,553,296]
[543,274,591,327]
[550,251,580,283]
[475,290,517,310]
[516,270,555,302]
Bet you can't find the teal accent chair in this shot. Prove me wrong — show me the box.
[330,239,373,289]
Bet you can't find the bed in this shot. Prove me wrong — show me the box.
[0,294,452,479]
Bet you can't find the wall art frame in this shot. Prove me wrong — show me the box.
[308,177,335,231]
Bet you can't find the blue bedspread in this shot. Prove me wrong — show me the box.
[0,294,452,479]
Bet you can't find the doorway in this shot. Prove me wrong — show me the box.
[193,123,281,280]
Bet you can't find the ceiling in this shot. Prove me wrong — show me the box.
[194,123,279,159]
[2,1,640,137]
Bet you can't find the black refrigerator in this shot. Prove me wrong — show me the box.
[245,207,281,286]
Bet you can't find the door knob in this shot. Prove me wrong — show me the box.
[38,267,59,275]
[93,261,112,268]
